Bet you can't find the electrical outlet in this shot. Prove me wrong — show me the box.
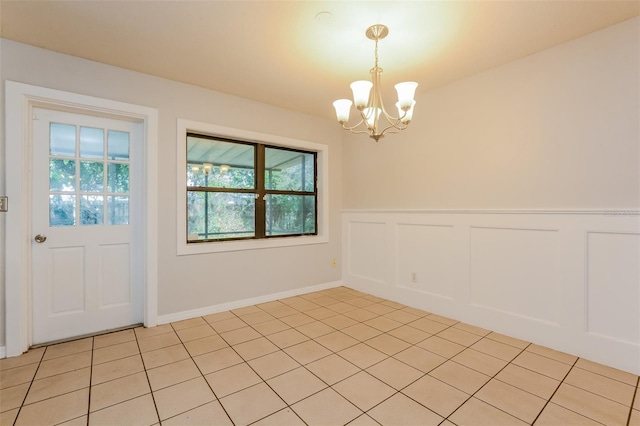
[331,258,337,268]
[0,196,7,212]
[411,272,417,283]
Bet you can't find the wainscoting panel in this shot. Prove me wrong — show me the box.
[586,231,640,344]
[469,226,560,325]
[347,221,387,284]
[396,223,456,300]
[342,210,640,374]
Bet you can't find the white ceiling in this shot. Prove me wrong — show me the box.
[1,1,638,119]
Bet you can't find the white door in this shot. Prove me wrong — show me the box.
[31,108,143,344]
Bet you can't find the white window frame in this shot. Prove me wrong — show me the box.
[176,119,329,255]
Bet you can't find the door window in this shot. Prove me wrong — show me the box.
[48,123,130,226]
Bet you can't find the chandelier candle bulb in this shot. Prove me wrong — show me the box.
[395,82,418,109]
[332,24,418,141]
[396,101,416,124]
[333,99,353,123]
[364,107,381,129]
[350,80,373,109]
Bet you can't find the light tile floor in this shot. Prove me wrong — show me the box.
[1,286,639,425]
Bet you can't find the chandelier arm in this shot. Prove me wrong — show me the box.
[340,120,374,135]
[380,107,406,123]
[369,63,409,131]
[376,120,409,139]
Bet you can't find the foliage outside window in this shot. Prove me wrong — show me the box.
[186,133,317,242]
[49,123,130,227]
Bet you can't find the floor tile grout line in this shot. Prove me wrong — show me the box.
[626,376,639,426]
[361,387,438,424]
[529,356,580,425]
[441,341,533,424]
[558,372,639,407]
[511,352,639,411]
[224,288,638,426]
[6,289,346,424]
[520,345,580,366]
[85,337,94,426]
[322,297,464,421]
[197,292,384,424]
[11,348,46,426]
[570,363,640,387]
[86,385,155,417]
[133,327,162,425]
[12,287,637,426]
[171,320,238,426]
[5,357,91,386]
[484,333,530,350]
[245,407,309,426]
[222,294,382,349]
[215,322,313,426]
[489,371,558,402]
[13,384,94,414]
[379,330,472,420]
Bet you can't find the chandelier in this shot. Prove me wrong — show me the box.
[333,24,418,142]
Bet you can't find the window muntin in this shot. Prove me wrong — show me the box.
[48,122,130,227]
[186,133,317,243]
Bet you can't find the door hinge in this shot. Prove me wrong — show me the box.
[0,196,8,212]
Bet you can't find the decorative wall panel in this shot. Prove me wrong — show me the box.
[348,221,387,284]
[342,210,640,374]
[469,226,559,324]
[586,232,640,344]
[397,223,456,299]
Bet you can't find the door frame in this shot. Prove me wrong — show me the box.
[5,81,158,357]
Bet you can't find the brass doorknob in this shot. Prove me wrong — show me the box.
[34,234,47,243]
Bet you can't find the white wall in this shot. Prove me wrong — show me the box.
[0,39,343,348]
[342,18,640,373]
[343,17,639,210]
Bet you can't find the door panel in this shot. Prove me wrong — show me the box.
[32,108,142,344]
[51,247,85,313]
[100,243,131,307]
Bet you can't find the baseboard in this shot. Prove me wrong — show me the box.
[157,281,343,325]
[0,346,6,359]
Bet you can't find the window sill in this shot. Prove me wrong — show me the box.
[177,234,328,255]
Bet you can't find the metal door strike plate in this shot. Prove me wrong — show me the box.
[0,196,8,212]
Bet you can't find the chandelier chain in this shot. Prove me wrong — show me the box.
[374,37,379,70]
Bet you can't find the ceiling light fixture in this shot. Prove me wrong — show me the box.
[333,24,418,142]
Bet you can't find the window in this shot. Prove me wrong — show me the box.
[184,131,320,245]
[48,122,130,227]
[177,120,329,255]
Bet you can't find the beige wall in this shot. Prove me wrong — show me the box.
[2,16,639,351]
[0,39,343,347]
[342,17,639,210]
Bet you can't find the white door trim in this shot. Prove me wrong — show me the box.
[4,81,158,357]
